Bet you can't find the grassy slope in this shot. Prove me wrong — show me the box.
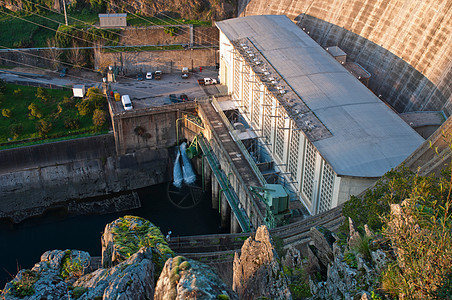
[0,84,94,143]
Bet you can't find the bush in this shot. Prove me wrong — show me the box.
[13,88,22,96]
[12,270,38,297]
[62,96,74,108]
[92,108,106,129]
[9,124,23,139]
[36,87,50,103]
[36,119,52,137]
[164,26,179,36]
[64,117,80,129]
[28,103,43,119]
[382,197,452,298]
[2,108,12,118]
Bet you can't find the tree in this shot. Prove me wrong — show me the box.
[28,103,43,119]
[2,108,12,118]
[76,87,105,117]
[36,87,50,103]
[68,42,85,69]
[36,119,52,137]
[9,124,23,139]
[45,38,62,71]
[92,109,107,129]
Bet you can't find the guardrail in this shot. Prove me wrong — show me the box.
[197,134,252,232]
[211,96,267,185]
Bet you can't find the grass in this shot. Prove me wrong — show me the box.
[0,83,106,147]
[0,10,99,48]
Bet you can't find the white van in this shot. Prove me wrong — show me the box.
[121,95,133,111]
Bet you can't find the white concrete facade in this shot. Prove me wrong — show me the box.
[217,16,424,214]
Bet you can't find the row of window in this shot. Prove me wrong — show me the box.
[229,50,335,213]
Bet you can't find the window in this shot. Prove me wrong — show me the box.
[302,141,316,201]
[288,129,300,181]
[318,162,335,213]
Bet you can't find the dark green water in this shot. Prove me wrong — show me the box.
[0,182,222,288]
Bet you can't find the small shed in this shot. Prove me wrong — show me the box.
[99,13,127,28]
[325,46,347,64]
[73,85,86,98]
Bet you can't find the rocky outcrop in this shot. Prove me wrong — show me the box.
[101,215,174,274]
[154,256,237,300]
[308,220,389,299]
[0,249,91,300]
[232,225,292,300]
[73,248,155,300]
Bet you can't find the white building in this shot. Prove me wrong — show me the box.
[99,13,127,28]
[216,15,424,214]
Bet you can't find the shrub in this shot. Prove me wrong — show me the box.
[36,87,50,103]
[164,26,179,36]
[9,124,23,139]
[64,117,80,129]
[13,88,22,96]
[62,96,74,108]
[92,108,107,129]
[60,250,84,279]
[12,270,38,297]
[2,108,12,118]
[36,119,52,137]
[28,103,43,119]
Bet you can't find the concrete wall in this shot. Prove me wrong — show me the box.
[239,0,452,115]
[0,134,171,222]
[95,48,218,74]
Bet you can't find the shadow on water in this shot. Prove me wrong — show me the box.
[0,180,222,289]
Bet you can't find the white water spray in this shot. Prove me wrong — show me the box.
[172,150,183,188]
[180,142,197,184]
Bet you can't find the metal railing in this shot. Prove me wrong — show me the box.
[197,134,252,232]
[211,96,267,186]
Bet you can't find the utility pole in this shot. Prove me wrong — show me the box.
[62,0,68,25]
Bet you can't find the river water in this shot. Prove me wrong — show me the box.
[0,182,222,288]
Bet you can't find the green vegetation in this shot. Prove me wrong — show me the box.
[111,216,174,277]
[164,26,179,36]
[11,270,39,297]
[0,82,108,147]
[72,286,88,298]
[60,250,84,279]
[283,265,311,299]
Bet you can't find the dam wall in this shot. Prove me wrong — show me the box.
[239,0,452,115]
[0,134,171,222]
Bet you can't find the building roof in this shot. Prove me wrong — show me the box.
[326,46,346,57]
[216,15,424,178]
[98,13,127,18]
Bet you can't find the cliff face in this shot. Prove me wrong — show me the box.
[240,0,452,115]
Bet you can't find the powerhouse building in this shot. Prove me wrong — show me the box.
[216,15,424,214]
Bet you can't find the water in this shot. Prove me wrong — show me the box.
[0,182,222,288]
[173,150,183,188]
[180,142,197,184]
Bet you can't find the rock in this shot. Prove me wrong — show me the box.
[371,249,388,274]
[101,215,173,275]
[308,226,334,267]
[347,217,362,249]
[73,247,155,300]
[154,256,237,300]
[0,249,90,300]
[364,224,374,238]
[232,225,292,300]
[281,245,302,269]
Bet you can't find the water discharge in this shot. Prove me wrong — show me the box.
[173,150,183,188]
[180,142,197,185]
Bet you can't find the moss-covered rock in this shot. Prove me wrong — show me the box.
[101,215,174,276]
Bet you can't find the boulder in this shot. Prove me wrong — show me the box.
[232,225,292,300]
[73,247,155,300]
[308,226,335,267]
[101,215,173,275]
[154,256,237,300]
[0,249,90,300]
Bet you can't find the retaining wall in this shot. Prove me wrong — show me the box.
[0,134,171,222]
[239,0,452,115]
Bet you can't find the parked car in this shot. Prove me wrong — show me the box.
[121,95,133,111]
[181,67,189,79]
[154,70,162,80]
[59,68,68,77]
[146,72,153,80]
[197,78,217,86]
[137,73,144,81]
[169,94,178,103]
[179,94,189,102]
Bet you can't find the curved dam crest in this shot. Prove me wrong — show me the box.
[239,0,452,115]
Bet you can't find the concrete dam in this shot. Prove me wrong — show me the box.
[239,0,452,116]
